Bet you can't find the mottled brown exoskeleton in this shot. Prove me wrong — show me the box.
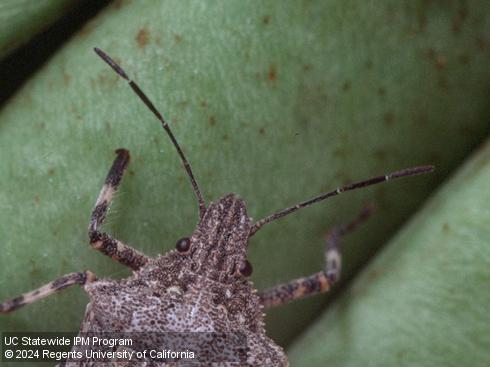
[0,48,433,366]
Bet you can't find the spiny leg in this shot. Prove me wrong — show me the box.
[259,205,374,309]
[0,271,96,313]
[89,149,149,271]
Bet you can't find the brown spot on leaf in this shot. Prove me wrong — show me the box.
[259,127,265,135]
[435,55,446,70]
[262,15,271,25]
[177,100,189,109]
[222,134,229,141]
[475,35,488,51]
[383,112,395,126]
[372,149,387,161]
[34,195,40,205]
[113,0,127,9]
[425,48,436,60]
[459,124,476,137]
[136,29,150,47]
[303,64,313,72]
[367,268,384,282]
[97,73,111,86]
[437,75,449,90]
[200,101,208,108]
[342,80,351,91]
[452,5,468,33]
[397,350,407,361]
[208,116,216,126]
[29,259,41,278]
[153,35,164,47]
[373,186,387,208]
[458,54,470,65]
[333,147,347,159]
[63,72,71,86]
[268,64,277,81]
[79,21,95,37]
[414,112,429,127]
[48,168,56,176]
[442,223,450,233]
[174,34,183,44]
[429,152,442,164]
[377,87,386,96]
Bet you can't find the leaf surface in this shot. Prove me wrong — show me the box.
[0,2,489,362]
[289,138,490,366]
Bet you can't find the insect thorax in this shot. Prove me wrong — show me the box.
[78,194,287,364]
[83,193,261,332]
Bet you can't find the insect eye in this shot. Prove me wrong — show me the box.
[175,237,191,253]
[237,260,253,277]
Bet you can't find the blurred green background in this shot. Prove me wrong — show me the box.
[0,1,489,366]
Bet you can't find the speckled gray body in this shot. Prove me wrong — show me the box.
[62,194,287,366]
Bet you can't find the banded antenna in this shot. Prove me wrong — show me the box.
[250,165,433,236]
[94,48,206,219]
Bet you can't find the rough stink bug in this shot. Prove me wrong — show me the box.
[0,48,433,366]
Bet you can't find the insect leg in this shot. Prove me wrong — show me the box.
[0,271,96,313]
[259,205,374,308]
[89,149,149,271]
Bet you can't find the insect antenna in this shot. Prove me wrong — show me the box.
[250,165,434,236]
[94,47,206,219]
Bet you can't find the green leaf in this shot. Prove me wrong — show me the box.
[0,1,489,363]
[0,0,79,59]
[288,138,490,366]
